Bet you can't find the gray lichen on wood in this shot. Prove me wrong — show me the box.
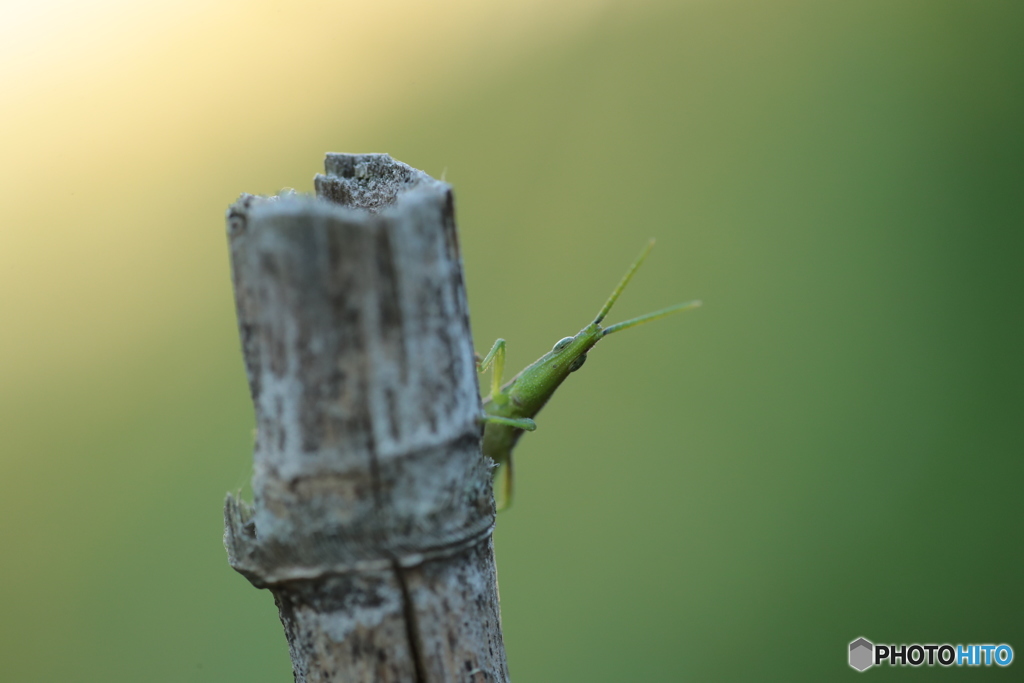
[224,154,508,682]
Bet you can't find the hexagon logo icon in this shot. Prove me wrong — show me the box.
[849,637,874,671]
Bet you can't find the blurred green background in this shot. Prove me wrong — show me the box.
[2,0,1022,680]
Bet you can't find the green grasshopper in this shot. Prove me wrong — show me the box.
[477,240,700,510]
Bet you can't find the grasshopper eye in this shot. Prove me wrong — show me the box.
[552,336,574,352]
[568,353,587,372]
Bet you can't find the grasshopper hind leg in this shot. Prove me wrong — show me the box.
[493,454,515,512]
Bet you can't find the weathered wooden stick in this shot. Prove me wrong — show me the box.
[224,154,508,682]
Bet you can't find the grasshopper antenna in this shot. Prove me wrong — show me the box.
[593,239,701,335]
[602,299,702,336]
[593,239,656,325]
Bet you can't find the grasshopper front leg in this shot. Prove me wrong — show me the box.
[476,338,536,431]
[477,338,535,511]
[476,338,507,402]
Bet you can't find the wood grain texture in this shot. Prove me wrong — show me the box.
[224,154,508,682]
